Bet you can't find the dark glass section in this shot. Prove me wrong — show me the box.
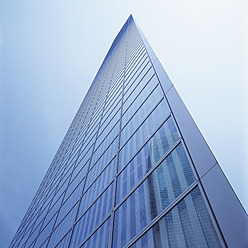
[130,187,222,248]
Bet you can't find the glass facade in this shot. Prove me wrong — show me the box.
[9,15,226,248]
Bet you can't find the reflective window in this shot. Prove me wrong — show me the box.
[130,187,222,248]
[64,175,85,203]
[70,159,90,184]
[39,238,49,248]
[121,85,164,146]
[80,167,114,215]
[25,220,43,248]
[125,55,149,85]
[124,62,151,98]
[81,131,97,153]
[84,157,116,196]
[91,136,118,170]
[70,183,114,247]
[54,230,71,248]
[52,176,70,204]
[104,93,122,119]
[34,213,57,248]
[81,218,111,248]
[45,194,64,226]
[56,194,78,226]
[77,182,114,221]
[49,202,78,247]
[116,117,180,205]
[76,145,93,173]
[119,100,170,171]
[113,143,196,248]
[126,45,145,72]
[98,108,121,138]
[106,79,123,106]
[123,69,155,115]
[86,157,116,190]
[94,121,120,154]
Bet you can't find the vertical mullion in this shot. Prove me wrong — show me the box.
[109,21,130,248]
[66,46,121,248]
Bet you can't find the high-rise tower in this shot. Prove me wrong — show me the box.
[9,15,247,248]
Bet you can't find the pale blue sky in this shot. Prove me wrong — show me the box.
[1,0,247,247]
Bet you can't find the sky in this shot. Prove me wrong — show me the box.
[1,0,247,247]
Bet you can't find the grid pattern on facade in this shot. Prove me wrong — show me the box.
[10,15,224,248]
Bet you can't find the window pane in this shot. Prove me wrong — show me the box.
[124,58,150,93]
[70,183,114,247]
[123,68,155,115]
[49,202,78,247]
[91,137,118,170]
[116,117,180,205]
[81,218,111,248]
[34,213,57,248]
[55,230,71,248]
[86,157,116,190]
[118,100,171,172]
[113,143,196,248]
[121,84,164,146]
[124,63,151,101]
[130,187,222,248]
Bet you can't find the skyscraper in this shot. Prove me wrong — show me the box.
[9,15,247,248]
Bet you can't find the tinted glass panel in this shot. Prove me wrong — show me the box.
[130,187,221,248]
[118,100,171,171]
[113,143,196,248]
[116,117,180,205]
[70,183,114,247]
[81,218,111,248]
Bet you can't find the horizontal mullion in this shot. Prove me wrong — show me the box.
[94,121,119,154]
[90,136,118,170]
[54,228,72,248]
[123,66,153,105]
[125,44,145,72]
[75,181,114,224]
[126,41,144,67]
[117,113,172,176]
[84,168,115,200]
[79,215,111,248]
[122,76,157,128]
[98,107,121,138]
[115,139,183,211]
[124,61,151,95]
[125,45,146,74]
[124,182,198,248]
[53,198,79,231]
[120,97,164,150]
[125,51,148,81]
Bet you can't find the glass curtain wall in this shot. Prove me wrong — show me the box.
[9,15,223,248]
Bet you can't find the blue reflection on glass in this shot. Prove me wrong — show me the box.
[113,143,196,248]
[130,187,222,248]
[116,116,180,205]
[81,218,111,248]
